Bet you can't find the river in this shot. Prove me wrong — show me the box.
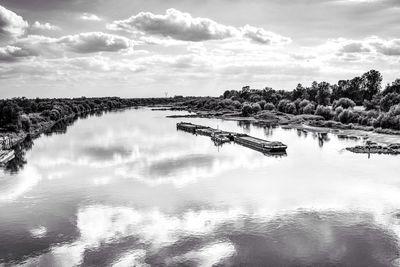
[1,107,400,266]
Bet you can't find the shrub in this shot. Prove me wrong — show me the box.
[264,102,275,111]
[277,99,291,112]
[251,103,262,114]
[389,104,400,116]
[231,100,242,109]
[285,102,297,114]
[334,106,344,119]
[303,103,315,114]
[299,99,311,109]
[367,110,379,118]
[257,100,266,110]
[315,105,333,120]
[338,108,356,124]
[241,103,252,116]
[333,98,356,109]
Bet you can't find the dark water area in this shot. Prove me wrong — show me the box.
[1,108,400,266]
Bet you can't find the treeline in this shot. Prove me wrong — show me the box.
[182,70,400,130]
[0,96,183,133]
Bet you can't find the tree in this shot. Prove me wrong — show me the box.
[292,83,305,100]
[382,79,400,96]
[316,82,331,106]
[305,81,318,102]
[362,70,382,101]
[380,93,400,112]
[345,77,364,105]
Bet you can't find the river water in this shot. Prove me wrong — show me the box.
[1,108,400,266]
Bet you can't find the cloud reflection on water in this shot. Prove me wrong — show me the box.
[18,205,400,267]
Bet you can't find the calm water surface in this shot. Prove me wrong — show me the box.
[1,108,400,266]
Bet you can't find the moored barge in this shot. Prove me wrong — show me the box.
[177,122,208,133]
[234,135,287,152]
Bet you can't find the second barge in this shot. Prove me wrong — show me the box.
[234,135,287,153]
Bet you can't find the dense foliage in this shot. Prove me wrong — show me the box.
[181,70,400,130]
[0,96,184,133]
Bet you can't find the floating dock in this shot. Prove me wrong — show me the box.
[0,150,15,165]
[177,122,287,155]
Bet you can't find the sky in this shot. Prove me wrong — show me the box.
[0,0,400,98]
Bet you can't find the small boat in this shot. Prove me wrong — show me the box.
[211,132,234,144]
[0,150,15,165]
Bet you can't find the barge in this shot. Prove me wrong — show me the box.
[177,122,208,133]
[0,150,15,165]
[176,122,287,154]
[234,135,287,153]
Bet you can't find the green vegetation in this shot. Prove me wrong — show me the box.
[0,96,184,135]
[181,70,400,131]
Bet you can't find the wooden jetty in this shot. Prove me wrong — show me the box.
[177,122,287,154]
[0,150,15,165]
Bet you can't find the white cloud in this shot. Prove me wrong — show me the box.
[12,32,135,56]
[81,13,101,21]
[370,38,400,56]
[241,24,291,45]
[340,42,371,53]
[325,36,400,57]
[58,32,134,53]
[0,45,36,61]
[32,21,60,31]
[0,4,28,40]
[108,8,290,46]
[108,8,238,42]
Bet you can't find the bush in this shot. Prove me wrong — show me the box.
[315,105,333,120]
[333,98,356,109]
[257,100,266,110]
[264,102,275,111]
[380,93,400,112]
[277,99,291,112]
[389,104,400,116]
[285,103,297,114]
[231,100,242,109]
[299,99,311,109]
[303,103,315,114]
[252,103,262,114]
[241,103,252,116]
[338,108,356,124]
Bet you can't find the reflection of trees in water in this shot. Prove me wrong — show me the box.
[297,129,308,138]
[2,111,105,174]
[3,137,33,174]
[312,132,330,147]
[237,121,251,133]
